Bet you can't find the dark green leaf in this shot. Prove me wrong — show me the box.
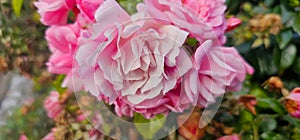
[236,38,255,53]
[264,0,275,7]
[257,54,278,75]
[256,98,285,115]
[293,14,300,35]
[273,46,281,68]
[283,115,300,129]
[276,29,292,49]
[292,57,300,74]
[280,44,297,69]
[259,118,277,132]
[261,132,285,140]
[281,5,294,25]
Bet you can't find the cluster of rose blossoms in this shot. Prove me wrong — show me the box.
[35,0,254,119]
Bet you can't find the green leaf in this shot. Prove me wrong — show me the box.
[134,113,166,139]
[119,0,142,15]
[283,115,300,129]
[53,75,67,95]
[259,118,277,132]
[238,110,254,132]
[256,98,285,115]
[264,0,275,7]
[261,132,285,140]
[276,29,292,49]
[240,110,254,123]
[293,14,300,35]
[186,38,198,47]
[12,0,24,17]
[250,87,269,98]
[273,46,281,68]
[280,44,297,69]
[236,38,255,53]
[280,5,294,25]
[257,54,278,75]
[292,57,300,74]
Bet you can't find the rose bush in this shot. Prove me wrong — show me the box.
[34,0,254,118]
[3,0,300,139]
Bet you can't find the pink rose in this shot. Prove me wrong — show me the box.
[218,134,240,140]
[34,0,76,26]
[44,91,64,118]
[45,23,84,90]
[185,40,254,106]
[139,0,227,44]
[42,128,56,140]
[19,134,28,140]
[89,128,103,140]
[76,0,104,22]
[285,88,300,118]
[76,0,194,118]
[46,23,79,74]
[45,24,79,55]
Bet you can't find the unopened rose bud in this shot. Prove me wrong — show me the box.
[239,95,257,115]
[262,76,283,91]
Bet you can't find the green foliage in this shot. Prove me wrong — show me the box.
[257,98,285,115]
[0,0,48,74]
[134,113,166,139]
[279,44,297,69]
[276,29,292,49]
[53,75,67,95]
[0,0,51,139]
[283,115,300,129]
[118,0,142,15]
[0,94,53,140]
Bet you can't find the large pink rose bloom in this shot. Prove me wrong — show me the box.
[76,0,194,118]
[34,0,76,26]
[185,40,254,106]
[44,91,64,119]
[138,0,226,44]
